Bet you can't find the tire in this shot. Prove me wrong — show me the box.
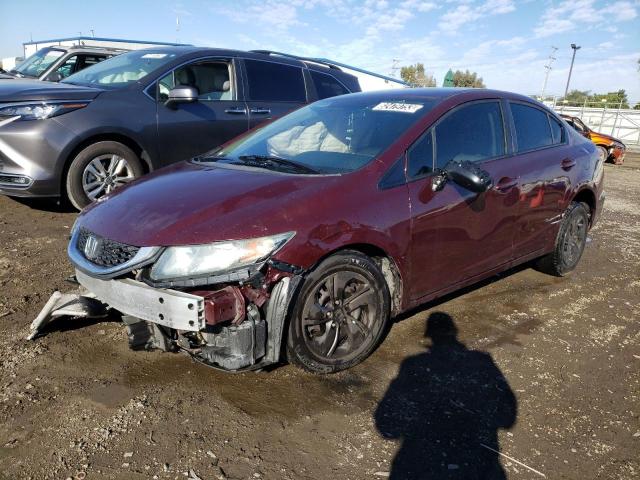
[66,141,144,210]
[535,202,589,277]
[596,145,608,163]
[286,251,390,374]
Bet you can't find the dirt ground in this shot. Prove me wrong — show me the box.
[0,154,638,480]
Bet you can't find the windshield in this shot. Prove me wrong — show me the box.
[205,95,436,174]
[13,48,65,78]
[61,50,179,88]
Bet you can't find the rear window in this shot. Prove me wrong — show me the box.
[245,59,306,102]
[310,70,349,99]
[511,103,553,152]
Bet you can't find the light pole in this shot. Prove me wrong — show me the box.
[564,43,581,98]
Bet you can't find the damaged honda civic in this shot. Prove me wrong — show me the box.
[32,88,604,373]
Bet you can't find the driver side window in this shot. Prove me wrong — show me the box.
[157,61,233,102]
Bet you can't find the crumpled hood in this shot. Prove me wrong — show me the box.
[590,130,625,146]
[78,161,340,247]
[0,79,102,102]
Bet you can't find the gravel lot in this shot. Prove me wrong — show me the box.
[0,155,638,480]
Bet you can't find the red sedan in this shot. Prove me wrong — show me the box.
[35,88,604,373]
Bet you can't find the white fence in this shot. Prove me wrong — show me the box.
[541,99,640,146]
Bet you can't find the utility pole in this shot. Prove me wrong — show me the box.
[176,14,181,43]
[391,59,400,78]
[540,46,557,99]
[564,43,581,98]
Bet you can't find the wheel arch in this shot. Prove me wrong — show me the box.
[572,188,597,226]
[307,243,404,317]
[60,133,153,197]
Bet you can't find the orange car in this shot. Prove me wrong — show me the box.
[561,114,626,164]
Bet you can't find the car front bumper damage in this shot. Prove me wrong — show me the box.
[30,266,302,372]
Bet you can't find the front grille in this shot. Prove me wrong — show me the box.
[77,228,140,267]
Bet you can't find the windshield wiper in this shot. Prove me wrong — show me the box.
[238,155,320,174]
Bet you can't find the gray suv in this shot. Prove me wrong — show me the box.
[0,47,360,209]
[0,46,123,82]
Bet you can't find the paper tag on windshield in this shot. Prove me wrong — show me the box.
[141,53,167,59]
[372,102,423,113]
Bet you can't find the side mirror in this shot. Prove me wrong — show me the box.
[164,86,198,109]
[46,71,63,82]
[443,160,493,193]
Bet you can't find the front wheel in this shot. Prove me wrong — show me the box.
[286,251,390,374]
[535,202,589,276]
[66,141,143,210]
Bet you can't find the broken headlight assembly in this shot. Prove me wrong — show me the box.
[148,232,295,282]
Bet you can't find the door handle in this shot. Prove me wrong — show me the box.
[250,108,271,114]
[561,158,576,170]
[224,107,247,114]
[494,177,518,193]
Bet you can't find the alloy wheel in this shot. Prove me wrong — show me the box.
[82,154,135,201]
[301,271,379,362]
[562,211,587,267]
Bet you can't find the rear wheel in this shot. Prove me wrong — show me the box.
[66,141,143,210]
[536,202,589,276]
[286,251,390,374]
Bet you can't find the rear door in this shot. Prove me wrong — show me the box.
[154,58,249,166]
[241,59,308,128]
[508,102,572,258]
[407,100,520,300]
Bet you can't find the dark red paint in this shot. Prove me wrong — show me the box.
[78,89,604,314]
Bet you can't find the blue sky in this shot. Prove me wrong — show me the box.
[1,0,639,102]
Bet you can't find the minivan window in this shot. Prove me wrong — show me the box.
[310,70,349,99]
[435,101,505,169]
[62,50,179,88]
[511,103,553,152]
[408,130,434,178]
[207,96,437,174]
[158,62,232,101]
[245,59,306,102]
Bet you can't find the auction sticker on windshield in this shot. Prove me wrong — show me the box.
[372,102,423,113]
[141,53,168,59]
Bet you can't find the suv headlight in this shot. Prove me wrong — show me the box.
[149,232,295,281]
[0,101,89,121]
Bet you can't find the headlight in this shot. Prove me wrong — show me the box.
[149,232,295,281]
[0,101,89,121]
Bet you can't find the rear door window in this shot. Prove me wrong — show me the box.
[310,70,349,99]
[434,101,505,169]
[549,115,565,144]
[510,103,554,152]
[244,59,306,102]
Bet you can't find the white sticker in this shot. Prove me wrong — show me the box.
[141,53,167,59]
[372,102,423,113]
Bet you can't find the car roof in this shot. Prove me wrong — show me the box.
[331,87,544,105]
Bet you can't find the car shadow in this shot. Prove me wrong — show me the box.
[375,311,517,479]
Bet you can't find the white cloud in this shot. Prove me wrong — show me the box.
[438,0,516,34]
[534,0,637,38]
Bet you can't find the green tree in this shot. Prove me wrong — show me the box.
[452,69,486,88]
[400,63,436,87]
[561,89,629,108]
[634,103,640,110]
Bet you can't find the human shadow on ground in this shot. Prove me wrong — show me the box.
[375,312,517,479]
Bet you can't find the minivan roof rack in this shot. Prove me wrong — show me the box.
[250,50,410,86]
[250,50,342,70]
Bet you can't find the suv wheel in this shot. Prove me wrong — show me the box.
[286,251,390,374]
[536,201,589,276]
[66,141,143,210]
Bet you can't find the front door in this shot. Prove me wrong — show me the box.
[155,58,249,166]
[407,100,520,301]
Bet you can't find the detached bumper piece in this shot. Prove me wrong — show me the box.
[31,267,300,372]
